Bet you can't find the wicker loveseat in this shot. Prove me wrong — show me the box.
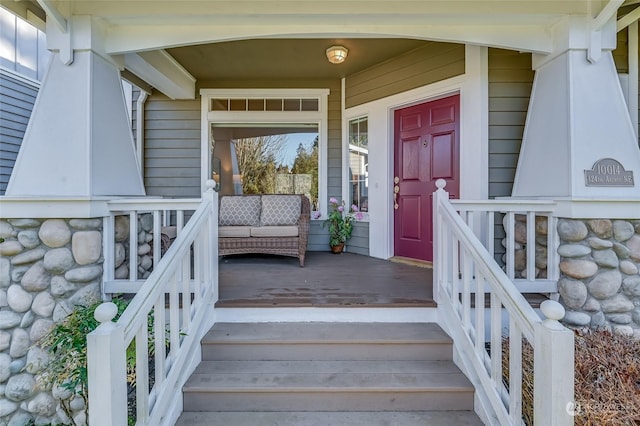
[218,194,310,266]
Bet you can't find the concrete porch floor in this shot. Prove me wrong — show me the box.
[217,252,435,308]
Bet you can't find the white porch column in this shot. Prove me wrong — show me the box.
[6,16,145,198]
[512,16,640,207]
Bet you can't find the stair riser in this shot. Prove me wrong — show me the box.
[201,343,452,361]
[183,390,475,412]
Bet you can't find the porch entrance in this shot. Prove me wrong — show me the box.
[393,94,460,262]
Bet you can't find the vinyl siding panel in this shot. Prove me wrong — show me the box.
[0,70,39,195]
[345,42,465,108]
[144,93,201,198]
[488,48,534,263]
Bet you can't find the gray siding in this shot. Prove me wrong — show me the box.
[144,93,202,198]
[345,42,465,108]
[0,70,39,195]
[488,48,534,262]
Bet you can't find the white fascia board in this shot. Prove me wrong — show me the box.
[121,50,196,100]
[105,23,553,56]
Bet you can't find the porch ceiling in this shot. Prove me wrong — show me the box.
[166,38,430,81]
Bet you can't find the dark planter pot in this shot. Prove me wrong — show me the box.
[330,244,345,254]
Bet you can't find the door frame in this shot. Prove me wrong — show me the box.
[343,45,488,260]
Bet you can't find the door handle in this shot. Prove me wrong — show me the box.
[393,177,400,210]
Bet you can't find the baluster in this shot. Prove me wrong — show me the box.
[505,212,515,281]
[526,211,536,281]
[508,319,523,423]
[129,211,138,282]
[136,323,149,422]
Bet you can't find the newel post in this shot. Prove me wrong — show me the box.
[87,302,127,426]
[533,300,574,426]
[432,179,449,303]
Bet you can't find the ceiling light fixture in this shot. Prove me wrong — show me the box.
[326,45,348,64]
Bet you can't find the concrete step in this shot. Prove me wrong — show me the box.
[175,411,484,426]
[201,322,453,361]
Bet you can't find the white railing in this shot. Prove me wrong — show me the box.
[87,181,218,426]
[450,197,559,296]
[433,180,574,426]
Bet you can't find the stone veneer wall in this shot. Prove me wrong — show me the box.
[556,219,640,338]
[0,218,103,425]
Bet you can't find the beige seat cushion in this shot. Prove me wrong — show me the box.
[219,226,252,238]
[250,226,299,237]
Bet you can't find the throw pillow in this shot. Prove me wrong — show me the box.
[219,196,261,226]
[260,195,301,226]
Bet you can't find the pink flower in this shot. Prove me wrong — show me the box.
[355,212,364,220]
[329,197,338,204]
[313,212,322,219]
[351,205,359,212]
[337,205,344,212]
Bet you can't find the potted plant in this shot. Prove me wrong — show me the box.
[322,197,362,253]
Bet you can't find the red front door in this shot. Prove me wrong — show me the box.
[393,94,460,262]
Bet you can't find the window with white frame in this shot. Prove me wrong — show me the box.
[348,116,369,213]
[0,7,50,81]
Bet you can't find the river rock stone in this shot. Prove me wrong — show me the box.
[114,243,126,268]
[0,399,18,417]
[19,311,34,328]
[613,220,635,242]
[587,219,612,238]
[50,276,76,298]
[591,311,606,327]
[620,260,639,275]
[69,395,85,411]
[11,248,46,266]
[8,219,40,228]
[9,359,25,374]
[560,259,598,279]
[72,231,102,265]
[613,325,634,336]
[138,243,151,256]
[0,257,10,288]
[4,374,36,401]
[139,255,152,271]
[32,292,55,317]
[0,221,14,239]
[592,249,619,269]
[68,283,100,308]
[17,230,40,249]
[69,218,102,230]
[0,241,24,256]
[613,242,631,259]
[10,266,28,285]
[558,244,591,258]
[65,266,102,283]
[20,262,50,292]
[0,311,21,329]
[0,288,6,307]
[39,220,71,248]
[140,213,154,232]
[52,384,73,401]
[582,297,601,312]
[7,285,33,313]
[588,238,613,250]
[43,248,75,274]
[52,301,73,322]
[29,319,53,342]
[558,219,589,242]
[607,313,632,324]
[563,311,591,327]
[0,353,11,382]
[588,270,622,299]
[114,216,129,242]
[9,328,30,358]
[627,235,640,262]
[558,278,588,309]
[114,263,128,279]
[27,392,57,416]
[622,276,640,297]
[25,346,49,374]
[0,331,10,351]
[633,309,640,324]
[601,294,634,313]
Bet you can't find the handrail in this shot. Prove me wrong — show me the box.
[433,179,574,426]
[87,180,218,426]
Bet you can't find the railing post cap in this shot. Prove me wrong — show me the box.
[205,179,216,191]
[435,179,447,189]
[94,302,118,323]
[540,299,565,321]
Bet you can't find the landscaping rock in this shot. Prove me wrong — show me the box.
[613,220,635,242]
[588,270,622,299]
[38,220,71,248]
[558,219,589,242]
[560,259,598,279]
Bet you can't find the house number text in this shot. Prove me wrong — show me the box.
[584,158,634,187]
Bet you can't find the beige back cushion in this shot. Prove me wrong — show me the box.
[260,195,301,226]
[219,196,261,226]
